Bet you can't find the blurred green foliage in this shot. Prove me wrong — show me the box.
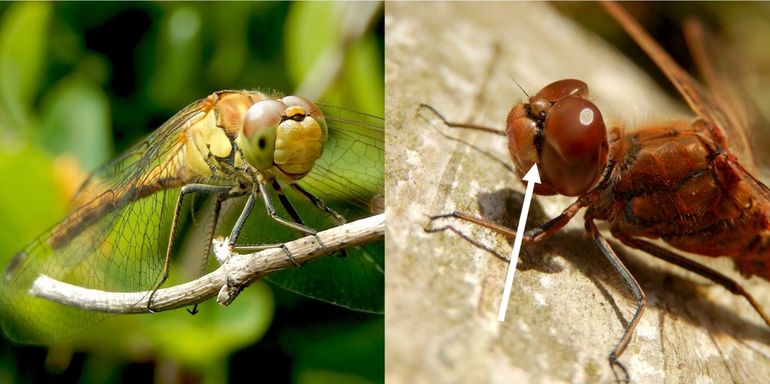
[0,2,383,383]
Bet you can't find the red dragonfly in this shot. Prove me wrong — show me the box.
[426,2,770,381]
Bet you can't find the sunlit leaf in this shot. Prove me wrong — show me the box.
[0,147,65,259]
[0,2,51,136]
[149,6,202,109]
[284,2,337,90]
[39,76,113,171]
[343,36,384,116]
[143,282,274,364]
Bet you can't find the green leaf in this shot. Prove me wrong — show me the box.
[282,317,384,384]
[285,3,382,114]
[0,2,51,132]
[38,76,112,171]
[204,3,250,85]
[284,2,337,89]
[63,281,274,365]
[0,146,65,260]
[149,6,202,109]
[142,281,275,364]
[342,35,384,116]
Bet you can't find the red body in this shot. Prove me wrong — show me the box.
[588,119,770,280]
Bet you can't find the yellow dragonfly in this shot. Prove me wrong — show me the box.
[1,90,384,343]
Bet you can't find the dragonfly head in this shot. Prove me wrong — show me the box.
[238,96,328,180]
[507,79,609,197]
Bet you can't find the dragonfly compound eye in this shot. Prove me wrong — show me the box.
[529,79,589,117]
[536,79,589,102]
[282,95,328,136]
[540,96,608,196]
[266,95,329,180]
[239,99,284,170]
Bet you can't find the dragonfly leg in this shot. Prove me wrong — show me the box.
[258,181,317,235]
[227,192,256,246]
[283,182,347,257]
[148,183,233,312]
[426,199,585,244]
[259,181,335,260]
[273,182,306,225]
[614,233,770,328]
[273,183,336,259]
[226,192,295,255]
[290,182,346,225]
[226,183,315,266]
[418,103,507,136]
[225,182,310,239]
[222,188,301,266]
[186,193,228,315]
[585,217,645,384]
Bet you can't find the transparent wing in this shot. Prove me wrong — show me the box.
[301,104,384,217]
[683,18,770,175]
[605,3,764,173]
[0,98,216,343]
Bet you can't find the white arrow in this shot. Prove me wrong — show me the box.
[498,163,541,321]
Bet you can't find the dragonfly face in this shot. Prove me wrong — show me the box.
[237,95,328,182]
[506,79,610,197]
